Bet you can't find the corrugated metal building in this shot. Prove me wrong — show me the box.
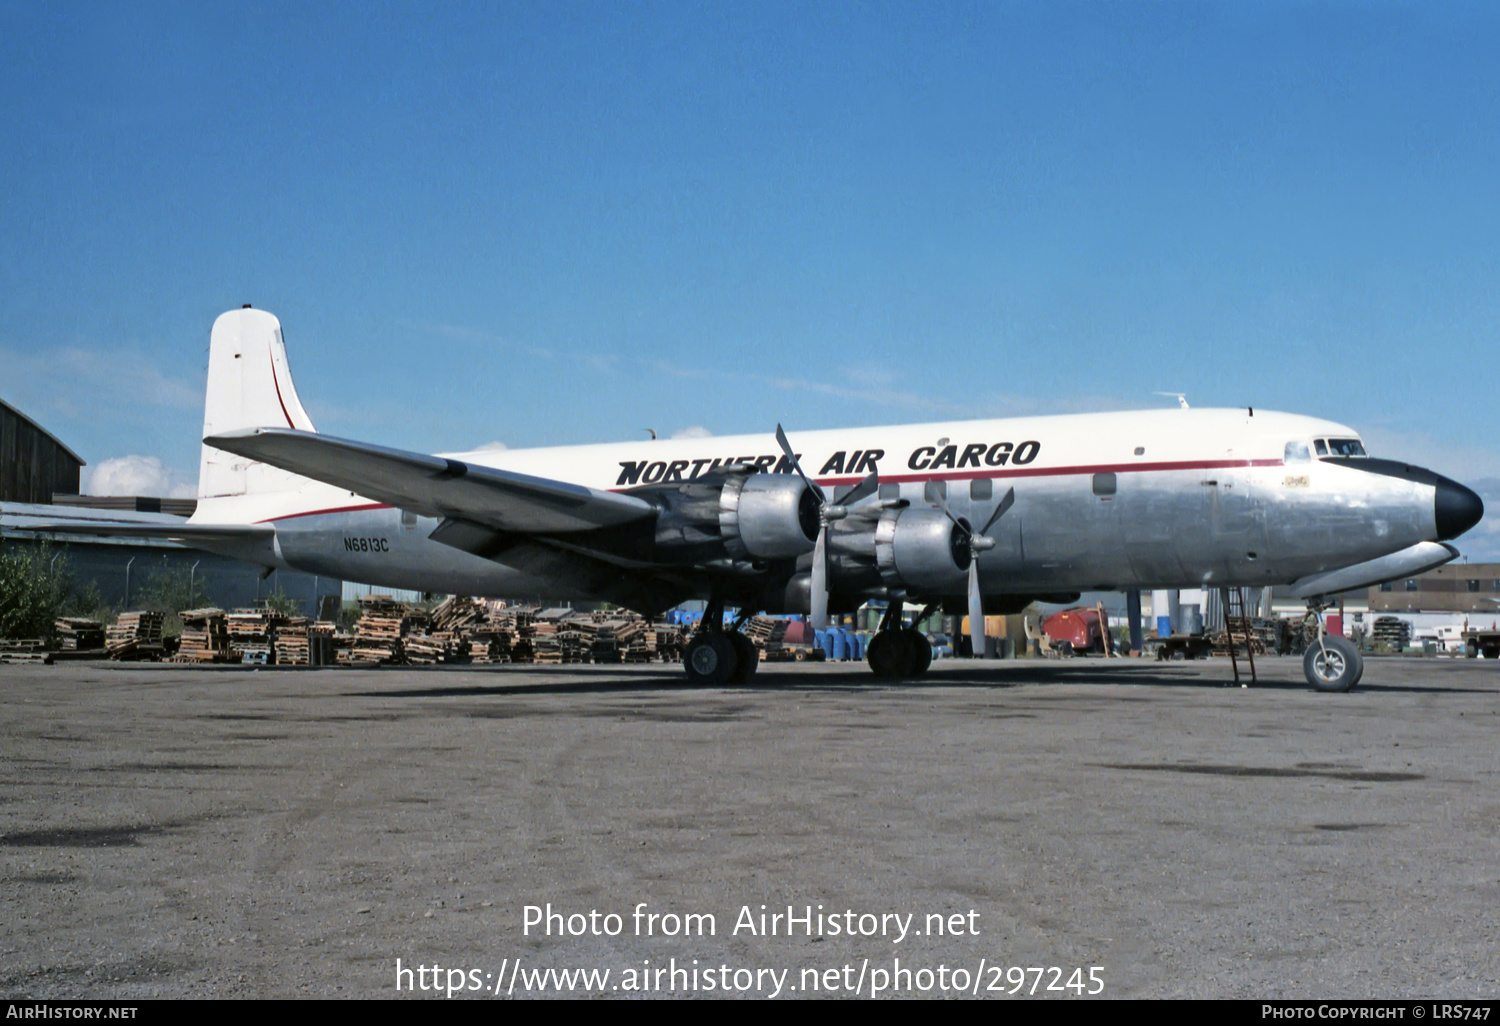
[1,399,83,503]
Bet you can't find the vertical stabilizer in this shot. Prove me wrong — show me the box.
[198,307,318,499]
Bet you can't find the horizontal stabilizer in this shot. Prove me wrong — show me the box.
[11,520,272,541]
[204,428,656,533]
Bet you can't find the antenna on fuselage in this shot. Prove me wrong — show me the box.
[1153,392,1190,409]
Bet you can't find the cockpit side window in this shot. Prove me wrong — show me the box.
[1284,441,1311,464]
[1326,438,1367,457]
[1313,439,1328,456]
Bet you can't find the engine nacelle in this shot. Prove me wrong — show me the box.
[873,507,970,592]
[650,471,819,565]
[720,473,821,559]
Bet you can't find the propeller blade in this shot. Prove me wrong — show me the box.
[968,559,986,659]
[930,488,968,534]
[775,423,823,500]
[979,487,1016,536]
[809,525,829,629]
[833,470,879,508]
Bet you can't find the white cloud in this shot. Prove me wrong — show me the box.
[472,440,508,451]
[671,426,713,439]
[86,455,196,498]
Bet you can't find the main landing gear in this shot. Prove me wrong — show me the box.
[1301,601,1363,693]
[682,596,759,688]
[865,600,934,680]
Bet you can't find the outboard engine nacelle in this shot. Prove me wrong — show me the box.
[874,507,970,592]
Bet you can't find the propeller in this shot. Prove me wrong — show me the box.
[775,425,879,628]
[932,486,1014,658]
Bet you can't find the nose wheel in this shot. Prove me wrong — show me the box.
[1301,603,1363,692]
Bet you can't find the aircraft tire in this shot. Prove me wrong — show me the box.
[1303,636,1362,693]
[902,628,933,677]
[866,630,911,678]
[727,633,758,685]
[684,633,738,687]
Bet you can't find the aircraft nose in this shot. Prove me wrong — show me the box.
[1435,476,1484,541]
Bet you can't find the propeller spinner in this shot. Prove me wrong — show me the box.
[932,486,1015,658]
[775,424,879,628]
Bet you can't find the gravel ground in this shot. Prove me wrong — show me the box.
[1,655,1497,999]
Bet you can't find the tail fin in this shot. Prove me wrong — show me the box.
[198,307,318,500]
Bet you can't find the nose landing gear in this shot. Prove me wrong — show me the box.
[1301,601,1363,692]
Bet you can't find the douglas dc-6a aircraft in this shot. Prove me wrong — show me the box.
[29,307,1484,692]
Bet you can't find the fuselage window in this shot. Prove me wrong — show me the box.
[879,482,901,501]
[400,509,418,529]
[1284,441,1311,463]
[1313,439,1328,456]
[1326,438,1367,457]
[1092,472,1117,496]
[970,478,993,501]
[924,480,946,504]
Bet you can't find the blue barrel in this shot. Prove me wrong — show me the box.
[831,629,849,660]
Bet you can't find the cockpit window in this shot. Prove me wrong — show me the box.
[1313,439,1328,456]
[1325,438,1367,457]
[1284,441,1311,463]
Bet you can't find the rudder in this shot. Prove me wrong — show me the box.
[198,307,318,499]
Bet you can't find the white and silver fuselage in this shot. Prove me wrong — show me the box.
[193,407,1481,605]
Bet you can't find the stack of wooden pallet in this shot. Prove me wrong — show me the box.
[349,596,408,663]
[0,639,52,664]
[55,617,105,652]
[107,611,165,661]
[645,623,684,662]
[401,631,452,664]
[226,610,279,664]
[429,595,485,634]
[174,609,238,663]
[273,618,313,665]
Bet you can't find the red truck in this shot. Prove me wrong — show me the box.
[1042,607,1108,656]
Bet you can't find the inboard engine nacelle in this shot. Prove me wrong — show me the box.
[650,472,821,563]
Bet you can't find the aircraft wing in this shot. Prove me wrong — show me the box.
[204,428,656,533]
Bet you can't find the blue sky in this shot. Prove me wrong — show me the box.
[3,2,1498,552]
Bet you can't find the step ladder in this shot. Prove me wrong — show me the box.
[1221,586,1258,686]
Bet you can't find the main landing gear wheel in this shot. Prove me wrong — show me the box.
[902,627,932,676]
[1303,635,1363,693]
[727,632,758,685]
[866,629,933,679]
[684,633,738,687]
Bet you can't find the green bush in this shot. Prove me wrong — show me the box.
[0,544,73,641]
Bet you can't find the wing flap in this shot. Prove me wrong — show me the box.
[204,428,655,533]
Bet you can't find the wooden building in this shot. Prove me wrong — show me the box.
[0,399,83,504]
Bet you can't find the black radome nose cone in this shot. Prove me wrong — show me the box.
[1435,477,1484,540]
